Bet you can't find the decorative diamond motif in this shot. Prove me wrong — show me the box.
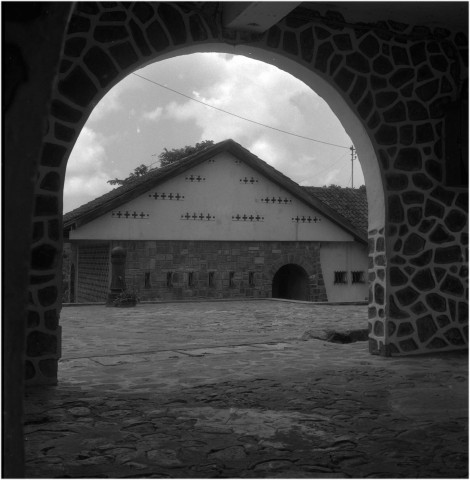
[240,176,258,184]
[185,174,206,182]
[232,213,264,222]
[261,196,291,204]
[291,215,321,223]
[149,192,184,200]
[181,212,215,221]
[112,210,150,219]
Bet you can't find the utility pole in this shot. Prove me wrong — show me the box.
[350,145,356,188]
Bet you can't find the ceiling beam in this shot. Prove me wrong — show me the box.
[222,2,301,33]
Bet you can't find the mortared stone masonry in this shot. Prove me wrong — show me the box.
[25,2,468,385]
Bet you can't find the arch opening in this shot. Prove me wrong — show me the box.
[272,264,309,301]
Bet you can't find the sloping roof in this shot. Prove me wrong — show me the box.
[64,139,367,244]
[302,186,368,235]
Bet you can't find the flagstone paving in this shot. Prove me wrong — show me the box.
[24,300,468,478]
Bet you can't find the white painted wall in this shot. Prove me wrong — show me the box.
[70,151,354,242]
[320,242,369,302]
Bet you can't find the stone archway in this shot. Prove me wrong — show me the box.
[25,2,468,386]
[272,264,310,301]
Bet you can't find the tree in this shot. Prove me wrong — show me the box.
[107,164,150,185]
[158,140,214,167]
[107,140,214,186]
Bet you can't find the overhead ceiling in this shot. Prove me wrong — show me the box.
[299,2,468,33]
[220,1,468,34]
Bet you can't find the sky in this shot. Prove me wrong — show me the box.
[64,52,364,213]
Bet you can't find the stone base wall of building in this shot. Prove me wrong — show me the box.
[108,240,327,302]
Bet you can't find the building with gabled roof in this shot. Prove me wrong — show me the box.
[63,139,368,303]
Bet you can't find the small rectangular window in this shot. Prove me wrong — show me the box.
[166,271,173,288]
[229,271,235,287]
[144,272,151,289]
[208,271,215,287]
[334,271,348,284]
[188,271,194,287]
[249,271,255,287]
[352,271,365,284]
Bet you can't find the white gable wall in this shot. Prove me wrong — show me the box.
[70,152,354,243]
[320,242,369,302]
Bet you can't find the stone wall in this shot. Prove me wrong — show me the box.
[108,240,327,302]
[23,2,468,385]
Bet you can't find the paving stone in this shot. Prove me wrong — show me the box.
[24,301,468,479]
[207,445,247,463]
[146,449,184,467]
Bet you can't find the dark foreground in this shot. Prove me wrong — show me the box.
[25,301,468,478]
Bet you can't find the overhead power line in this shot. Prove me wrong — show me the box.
[132,72,350,150]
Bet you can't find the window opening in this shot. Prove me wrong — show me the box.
[144,271,151,288]
[166,272,173,288]
[188,271,194,287]
[352,271,365,284]
[334,271,348,284]
[249,271,255,287]
[208,271,215,287]
[229,271,235,287]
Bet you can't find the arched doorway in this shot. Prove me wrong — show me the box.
[272,264,309,301]
[18,2,467,387]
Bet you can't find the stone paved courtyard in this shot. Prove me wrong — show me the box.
[25,300,468,478]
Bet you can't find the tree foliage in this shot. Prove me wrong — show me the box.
[107,164,150,185]
[158,140,214,167]
[107,140,214,186]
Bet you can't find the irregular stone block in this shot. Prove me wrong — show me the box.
[27,310,40,328]
[38,286,58,307]
[412,173,433,190]
[94,25,129,43]
[40,172,61,192]
[398,338,418,352]
[397,321,414,337]
[412,268,435,290]
[396,286,419,306]
[435,245,462,263]
[430,225,455,244]
[407,206,422,226]
[334,67,355,92]
[403,233,426,255]
[394,147,422,171]
[388,195,404,223]
[427,337,448,349]
[441,274,465,296]
[109,41,139,69]
[59,66,98,107]
[300,27,314,62]
[444,328,465,345]
[27,331,57,357]
[390,267,408,286]
[399,124,413,145]
[445,209,467,232]
[35,195,59,216]
[389,295,410,319]
[147,19,170,52]
[417,314,437,342]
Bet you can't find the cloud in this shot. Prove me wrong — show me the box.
[159,53,362,187]
[142,106,163,121]
[87,75,141,122]
[64,127,117,212]
[62,53,364,213]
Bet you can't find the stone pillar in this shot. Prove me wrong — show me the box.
[107,246,127,305]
